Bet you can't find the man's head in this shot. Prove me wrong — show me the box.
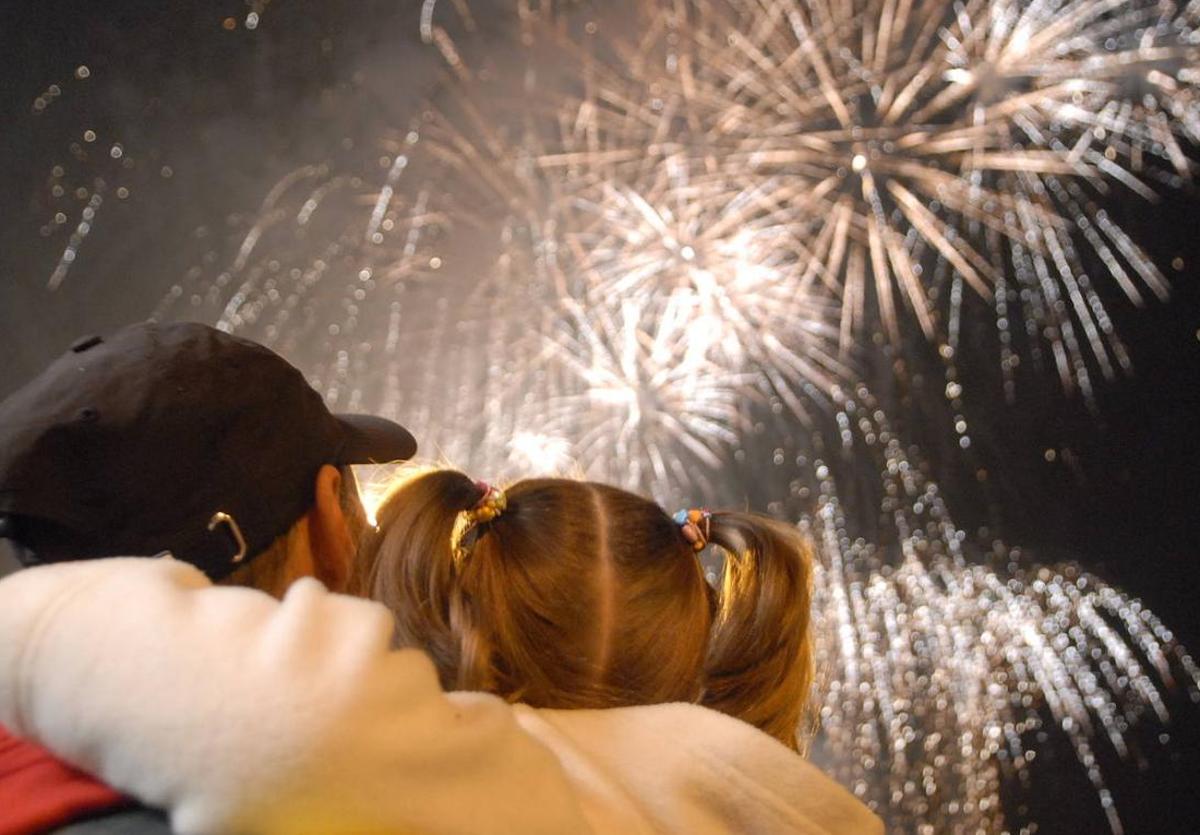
[0,321,415,594]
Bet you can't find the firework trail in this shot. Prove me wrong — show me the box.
[23,64,156,293]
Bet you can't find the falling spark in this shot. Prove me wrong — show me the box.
[802,386,1200,832]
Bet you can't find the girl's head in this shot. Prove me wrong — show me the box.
[363,468,815,749]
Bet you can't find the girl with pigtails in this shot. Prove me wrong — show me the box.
[0,468,880,834]
[370,471,818,750]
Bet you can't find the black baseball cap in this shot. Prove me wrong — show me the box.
[0,321,416,579]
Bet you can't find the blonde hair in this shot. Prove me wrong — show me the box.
[364,468,816,750]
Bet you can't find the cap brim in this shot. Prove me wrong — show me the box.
[334,414,418,464]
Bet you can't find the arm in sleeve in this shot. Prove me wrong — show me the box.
[0,558,590,835]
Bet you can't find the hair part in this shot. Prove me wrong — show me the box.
[365,467,815,750]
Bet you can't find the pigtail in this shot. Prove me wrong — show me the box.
[700,512,815,751]
[366,469,487,690]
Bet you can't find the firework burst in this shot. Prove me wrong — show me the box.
[539,295,750,497]
[439,0,1197,402]
[568,173,852,409]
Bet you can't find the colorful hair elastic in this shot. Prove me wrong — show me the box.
[454,481,508,565]
[673,508,712,552]
[464,481,507,525]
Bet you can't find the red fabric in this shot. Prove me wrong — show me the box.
[0,724,128,835]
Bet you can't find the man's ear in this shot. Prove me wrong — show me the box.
[306,464,354,592]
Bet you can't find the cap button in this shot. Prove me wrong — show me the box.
[71,335,103,353]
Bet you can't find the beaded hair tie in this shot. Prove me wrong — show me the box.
[673,508,712,552]
[453,481,507,565]
[464,481,507,525]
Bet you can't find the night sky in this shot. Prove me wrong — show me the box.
[2,2,1199,832]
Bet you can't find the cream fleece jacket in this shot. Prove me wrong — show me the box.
[0,558,882,835]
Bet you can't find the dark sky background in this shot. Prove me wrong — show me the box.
[2,2,1199,831]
